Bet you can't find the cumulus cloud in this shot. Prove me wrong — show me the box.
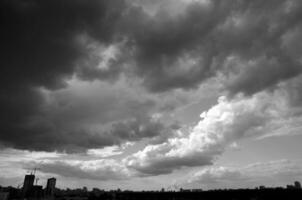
[125,76,302,175]
[124,95,265,175]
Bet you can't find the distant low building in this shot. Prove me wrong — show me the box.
[56,197,88,200]
[191,189,203,192]
[92,188,104,197]
[31,185,44,199]
[287,184,295,189]
[294,181,301,189]
[0,192,9,200]
[286,181,302,189]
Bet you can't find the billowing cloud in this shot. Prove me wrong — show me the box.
[124,95,264,175]
[125,75,302,175]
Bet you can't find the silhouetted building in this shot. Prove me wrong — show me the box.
[22,174,35,197]
[92,188,104,197]
[294,181,301,189]
[286,181,301,189]
[192,189,203,192]
[0,192,9,200]
[56,197,88,200]
[287,184,295,189]
[45,177,56,196]
[31,185,43,199]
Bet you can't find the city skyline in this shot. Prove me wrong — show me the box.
[2,171,302,191]
[1,172,301,200]
[1,0,302,191]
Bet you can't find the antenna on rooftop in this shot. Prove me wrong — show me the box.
[29,167,41,175]
[35,178,39,185]
[17,183,23,189]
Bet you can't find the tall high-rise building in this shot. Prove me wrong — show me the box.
[22,174,35,197]
[45,177,56,196]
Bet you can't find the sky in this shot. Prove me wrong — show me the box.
[1,0,302,191]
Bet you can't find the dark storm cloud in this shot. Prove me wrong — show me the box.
[225,55,301,96]
[0,0,126,89]
[1,0,302,152]
[0,96,170,152]
[120,1,230,92]
[124,0,302,93]
[0,0,128,151]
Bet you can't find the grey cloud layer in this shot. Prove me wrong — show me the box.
[34,159,130,181]
[187,160,302,189]
[1,0,302,152]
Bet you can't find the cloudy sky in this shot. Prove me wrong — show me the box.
[1,0,302,190]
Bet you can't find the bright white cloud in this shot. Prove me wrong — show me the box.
[124,76,302,175]
[87,146,123,157]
